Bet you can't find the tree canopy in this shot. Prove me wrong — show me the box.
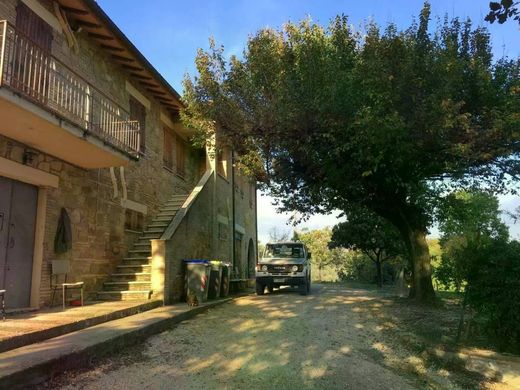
[182,2,520,303]
[330,208,404,287]
[435,191,509,290]
[485,0,520,25]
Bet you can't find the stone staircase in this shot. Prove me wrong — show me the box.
[97,194,187,301]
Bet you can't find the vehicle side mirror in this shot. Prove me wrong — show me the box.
[307,252,312,259]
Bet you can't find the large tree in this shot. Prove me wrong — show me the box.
[182,3,520,303]
[435,191,509,291]
[330,208,404,288]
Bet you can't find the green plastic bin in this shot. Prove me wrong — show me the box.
[208,261,223,299]
[220,262,232,297]
[183,259,211,303]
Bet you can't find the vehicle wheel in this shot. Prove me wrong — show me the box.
[256,281,265,295]
[267,284,274,293]
[307,278,311,293]
[299,281,308,296]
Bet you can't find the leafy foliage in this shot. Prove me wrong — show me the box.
[295,228,346,281]
[464,239,520,353]
[182,2,520,302]
[435,191,509,290]
[330,208,405,287]
[485,0,520,25]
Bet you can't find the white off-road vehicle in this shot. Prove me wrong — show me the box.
[255,241,311,295]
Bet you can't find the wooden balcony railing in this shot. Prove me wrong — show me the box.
[0,20,140,156]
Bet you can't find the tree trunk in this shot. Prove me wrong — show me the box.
[390,212,436,303]
[402,226,436,303]
[376,260,383,288]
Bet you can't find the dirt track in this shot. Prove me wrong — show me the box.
[50,284,500,389]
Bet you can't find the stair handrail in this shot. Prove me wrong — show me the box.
[160,169,213,240]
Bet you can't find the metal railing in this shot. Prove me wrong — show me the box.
[0,21,140,156]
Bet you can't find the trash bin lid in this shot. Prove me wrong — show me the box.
[183,259,210,264]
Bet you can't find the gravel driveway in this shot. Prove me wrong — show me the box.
[52,284,454,389]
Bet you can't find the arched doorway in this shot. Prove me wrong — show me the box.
[247,239,255,278]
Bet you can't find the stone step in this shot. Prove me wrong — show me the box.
[134,241,151,247]
[117,264,151,273]
[143,228,164,234]
[146,222,169,229]
[151,216,174,223]
[140,234,161,240]
[161,206,181,212]
[110,272,151,282]
[97,290,152,301]
[121,258,150,266]
[156,211,177,218]
[163,198,186,206]
[126,250,151,259]
[103,281,151,291]
[169,195,187,200]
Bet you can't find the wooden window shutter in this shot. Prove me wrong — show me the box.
[163,128,173,170]
[176,136,186,177]
[16,2,53,51]
[129,97,146,153]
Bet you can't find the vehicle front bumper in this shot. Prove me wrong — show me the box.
[256,276,307,286]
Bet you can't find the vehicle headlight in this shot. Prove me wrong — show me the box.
[292,265,299,272]
[261,265,268,272]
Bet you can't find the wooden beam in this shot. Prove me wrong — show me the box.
[75,20,102,29]
[130,73,152,80]
[112,54,134,63]
[122,64,143,72]
[148,89,166,95]
[60,6,89,15]
[88,32,113,40]
[139,82,159,88]
[100,44,125,52]
[157,98,175,104]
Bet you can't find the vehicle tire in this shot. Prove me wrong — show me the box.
[267,284,274,293]
[256,281,265,295]
[307,278,311,293]
[299,280,308,296]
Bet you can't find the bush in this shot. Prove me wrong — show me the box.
[465,240,520,353]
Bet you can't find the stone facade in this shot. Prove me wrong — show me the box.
[0,0,257,307]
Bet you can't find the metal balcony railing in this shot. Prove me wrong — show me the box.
[0,21,140,156]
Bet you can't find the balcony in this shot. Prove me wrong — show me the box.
[0,21,140,168]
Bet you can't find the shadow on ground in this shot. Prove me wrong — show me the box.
[42,284,513,390]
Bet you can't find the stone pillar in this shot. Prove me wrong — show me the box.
[150,239,166,303]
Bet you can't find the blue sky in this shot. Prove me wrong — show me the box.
[98,0,519,241]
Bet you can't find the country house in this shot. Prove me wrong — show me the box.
[0,0,257,309]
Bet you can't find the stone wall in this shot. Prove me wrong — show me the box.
[153,167,257,304]
[0,0,257,306]
[0,0,204,305]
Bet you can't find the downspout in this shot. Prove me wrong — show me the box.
[231,150,236,275]
[254,181,258,262]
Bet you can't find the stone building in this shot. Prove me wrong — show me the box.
[0,0,257,309]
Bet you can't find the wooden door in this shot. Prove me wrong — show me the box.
[0,176,38,309]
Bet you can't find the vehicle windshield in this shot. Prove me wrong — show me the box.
[263,243,304,258]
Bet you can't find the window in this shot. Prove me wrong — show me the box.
[176,136,186,178]
[249,182,256,209]
[16,2,53,50]
[218,222,228,241]
[125,209,144,231]
[15,2,53,95]
[234,232,243,277]
[129,97,146,153]
[217,148,228,179]
[163,127,174,170]
[264,243,304,259]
